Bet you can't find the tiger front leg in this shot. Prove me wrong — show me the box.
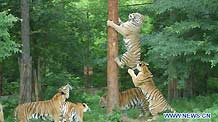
[107,20,129,37]
[54,115,63,122]
[114,57,124,68]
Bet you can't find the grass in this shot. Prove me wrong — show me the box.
[1,90,218,122]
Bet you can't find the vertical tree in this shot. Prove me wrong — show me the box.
[0,64,2,96]
[107,0,119,113]
[20,0,32,103]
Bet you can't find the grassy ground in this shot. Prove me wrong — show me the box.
[1,89,218,122]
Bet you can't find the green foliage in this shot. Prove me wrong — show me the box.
[207,77,218,92]
[165,94,218,122]
[1,0,218,121]
[140,0,218,92]
[0,10,20,61]
[0,96,18,122]
[41,71,81,99]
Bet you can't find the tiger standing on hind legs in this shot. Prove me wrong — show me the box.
[0,103,4,122]
[14,84,72,122]
[107,13,144,69]
[128,62,176,122]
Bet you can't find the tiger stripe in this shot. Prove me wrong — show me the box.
[128,62,176,121]
[100,87,150,117]
[61,102,90,122]
[107,13,144,69]
[14,84,72,122]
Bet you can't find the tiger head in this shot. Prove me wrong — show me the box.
[59,84,72,99]
[99,95,107,108]
[53,84,72,103]
[81,103,91,112]
[137,61,152,76]
[128,13,144,27]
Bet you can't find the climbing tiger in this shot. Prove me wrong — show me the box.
[62,102,90,122]
[0,103,4,122]
[107,13,144,69]
[14,84,72,122]
[99,87,150,117]
[128,62,176,121]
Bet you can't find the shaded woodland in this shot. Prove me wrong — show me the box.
[1,0,218,121]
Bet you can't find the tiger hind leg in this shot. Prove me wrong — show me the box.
[114,57,124,68]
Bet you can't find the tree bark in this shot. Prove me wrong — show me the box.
[33,69,39,101]
[20,0,32,104]
[183,80,193,98]
[107,0,119,113]
[0,63,2,96]
[168,79,178,101]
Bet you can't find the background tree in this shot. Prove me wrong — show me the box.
[0,11,19,95]
[142,0,218,99]
[20,0,32,103]
[1,0,218,121]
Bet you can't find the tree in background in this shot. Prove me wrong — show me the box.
[142,0,218,99]
[20,0,32,103]
[107,0,119,113]
[0,11,19,95]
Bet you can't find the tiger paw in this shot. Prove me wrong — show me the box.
[114,57,124,68]
[146,118,153,122]
[128,69,134,75]
[107,20,114,27]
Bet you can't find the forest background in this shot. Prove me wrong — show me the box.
[1,0,218,121]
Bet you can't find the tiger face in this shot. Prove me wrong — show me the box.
[81,103,90,112]
[137,61,151,75]
[128,13,144,27]
[58,84,72,99]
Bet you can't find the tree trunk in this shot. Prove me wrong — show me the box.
[33,69,39,101]
[0,63,2,96]
[183,80,193,98]
[107,0,119,113]
[20,0,32,104]
[168,79,178,101]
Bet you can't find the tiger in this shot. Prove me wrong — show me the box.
[61,102,90,122]
[0,103,4,122]
[128,62,176,121]
[14,84,72,122]
[99,87,150,117]
[107,13,145,69]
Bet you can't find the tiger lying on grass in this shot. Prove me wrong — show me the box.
[100,87,150,117]
[107,13,144,69]
[62,102,90,122]
[128,62,176,121]
[14,84,72,122]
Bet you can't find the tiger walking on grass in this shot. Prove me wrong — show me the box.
[14,84,72,122]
